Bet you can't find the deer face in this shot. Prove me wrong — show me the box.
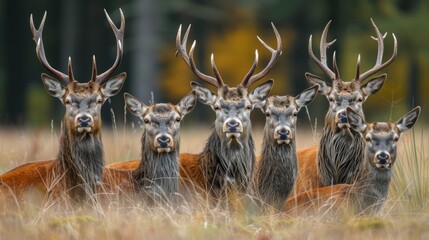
[42,73,126,135]
[306,19,396,130]
[347,106,420,170]
[125,91,197,153]
[307,74,386,129]
[191,81,273,140]
[176,23,281,142]
[32,9,126,136]
[260,86,318,144]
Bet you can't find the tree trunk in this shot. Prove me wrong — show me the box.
[131,0,159,103]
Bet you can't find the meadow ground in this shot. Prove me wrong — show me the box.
[0,125,428,239]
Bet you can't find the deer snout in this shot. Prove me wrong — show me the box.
[337,111,348,124]
[375,151,391,169]
[274,126,292,144]
[154,134,174,152]
[75,113,94,131]
[223,118,243,133]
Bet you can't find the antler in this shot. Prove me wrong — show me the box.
[355,18,397,82]
[30,11,75,83]
[176,25,224,88]
[308,20,338,81]
[240,22,282,88]
[92,8,125,84]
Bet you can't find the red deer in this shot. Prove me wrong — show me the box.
[294,19,398,193]
[176,24,281,201]
[286,107,421,215]
[253,86,318,210]
[103,91,197,203]
[0,9,126,206]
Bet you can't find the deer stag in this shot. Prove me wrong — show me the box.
[285,107,421,215]
[176,24,281,200]
[253,86,318,210]
[104,91,197,204]
[295,19,398,192]
[0,9,125,205]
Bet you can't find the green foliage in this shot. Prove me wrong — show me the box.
[26,85,52,126]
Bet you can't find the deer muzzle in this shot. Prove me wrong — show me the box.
[154,134,174,153]
[274,126,292,144]
[223,118,243,138]
[374,151,391,169]
[336,110,350,128]
[75,113,94,133]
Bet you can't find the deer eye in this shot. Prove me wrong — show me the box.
[97,98,103,104]
[64,99,71,105]
[213,105,220,111]
[328,97,335,102]
[246,105,252,110]
[175,117,181,122]
[393,136,399,142]
[265,112,271,117]
[357,98,363,102]
[293,112,298,117]
[143,118,150,124]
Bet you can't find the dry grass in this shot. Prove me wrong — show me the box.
[0,125,428,239]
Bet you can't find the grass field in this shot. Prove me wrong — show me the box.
[0,124,428,239]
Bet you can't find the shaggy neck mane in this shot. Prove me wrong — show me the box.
[132,134,179,201]
[353,152,393,214]
[256,127,298,208]
[201,124,255,198]
[318,119,366,186]
[55,123,104,202]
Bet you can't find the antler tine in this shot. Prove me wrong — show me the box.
[355,54,361,81]
[332,51,340,80]
[241,22,282,88]
[308,20,337,80]
[241,50,259,86]
[91,55,97,82]
[96,8,125,84]
[175,24,221,88]
[211,54,225,86]
[67,57,76,82]
[30,11,70,83]
[357,19,398,82]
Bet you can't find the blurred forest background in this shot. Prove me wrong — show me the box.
[0,0,427,127]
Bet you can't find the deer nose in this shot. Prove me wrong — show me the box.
[77,115,92,127]
[377,152,389,164]
[157,135,171,148]
[277,128,290,140]
[227,120,240,133]
[338,111,348,123]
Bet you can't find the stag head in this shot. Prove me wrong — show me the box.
[347,106,420,170]
[30,9,126,135]
[306,19,397,129]
[176,23,282,142]
[260,85,318,144]
[125,91,197,153]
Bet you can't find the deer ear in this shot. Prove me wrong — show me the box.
[295,85,319,109]
[361,74,386,96]
[101,72,126,98]
[190,81,216,105]
[177,90,197,116]
[41,73,66,99]
[124,93,148,117]
[249,79,273,109]
[346,107,367,133]
[305,73,331,95]
[395,106,421,133]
